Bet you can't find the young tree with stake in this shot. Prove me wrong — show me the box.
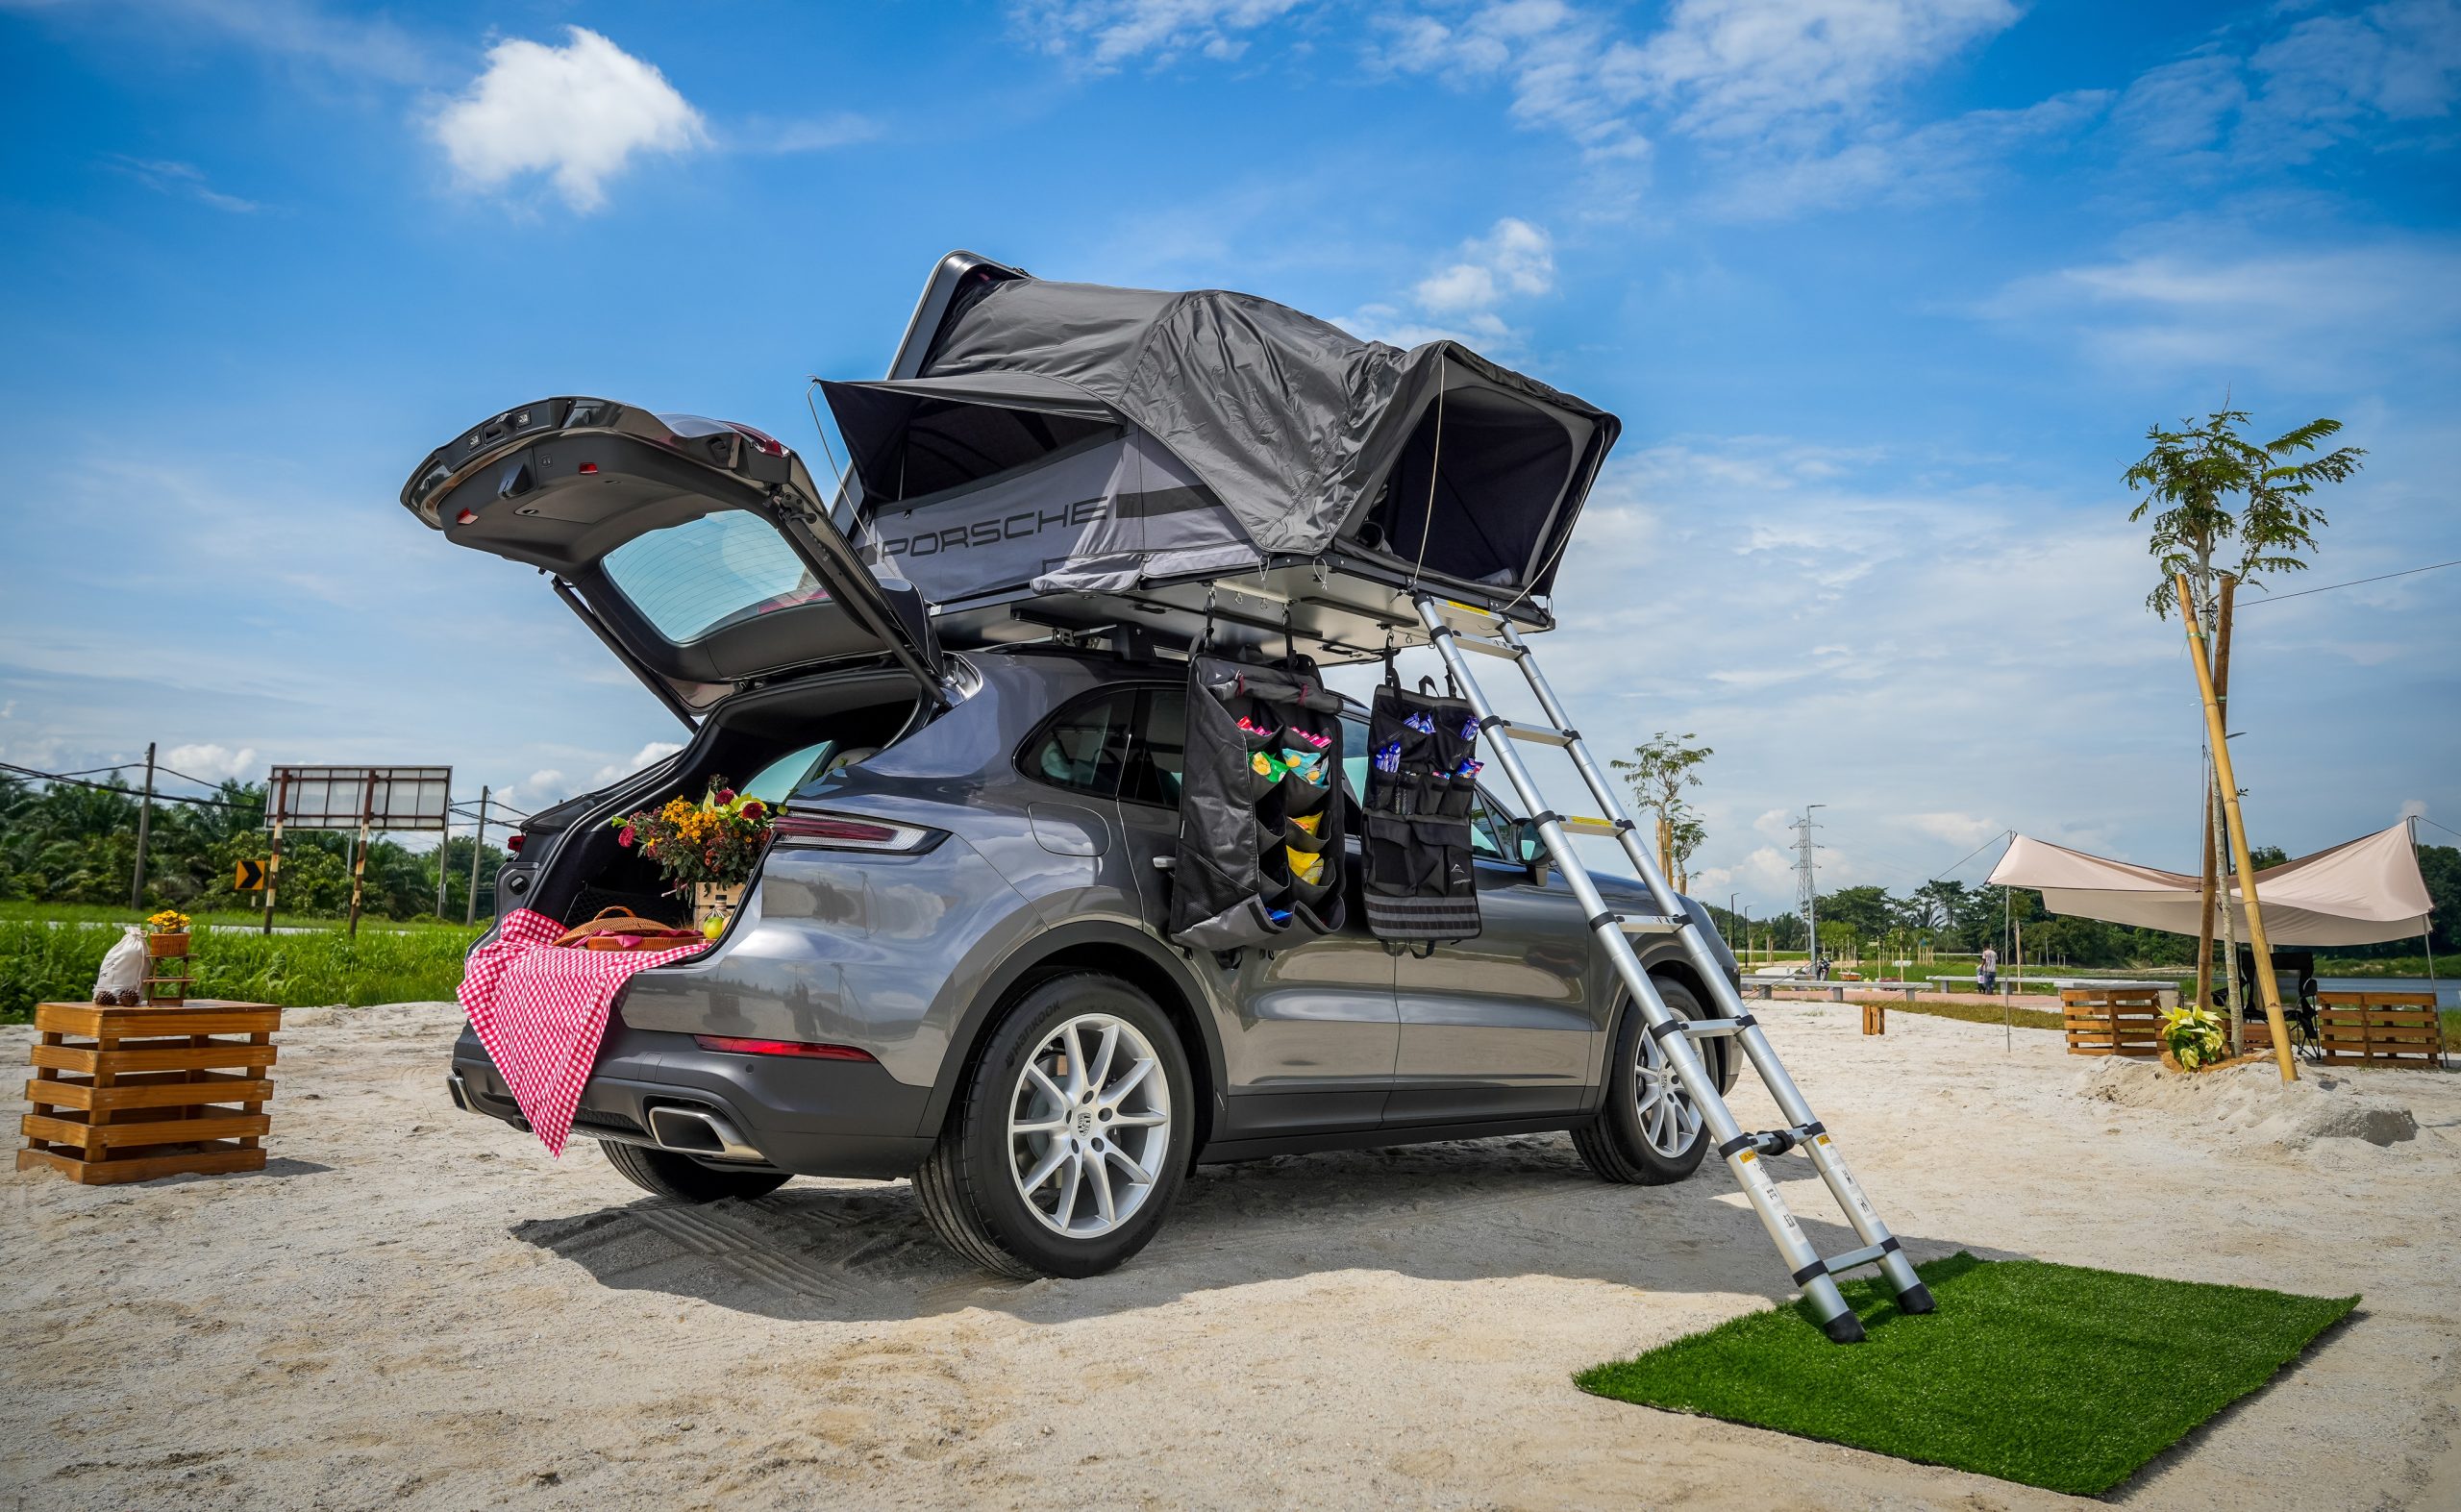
[2125,408,2363,1036]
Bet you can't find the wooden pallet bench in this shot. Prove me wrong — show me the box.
[2062,987,2165,1058]
[18,999,281,1185]
[2243,992,2447,1068]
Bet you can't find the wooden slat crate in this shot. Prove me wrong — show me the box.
[18,999,281,1185]
[2244,992,2447,1068]
[2062,987,2165,1058]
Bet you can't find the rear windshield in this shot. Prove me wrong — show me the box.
[602,511,831,643]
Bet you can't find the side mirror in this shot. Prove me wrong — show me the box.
[1515,821,1550,882]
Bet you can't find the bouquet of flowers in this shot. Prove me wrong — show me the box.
[609,780,774,894]
[146,909,190,936]
[2159,1003,2226,1071]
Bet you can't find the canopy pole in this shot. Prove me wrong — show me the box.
[2175,571,2295,1082]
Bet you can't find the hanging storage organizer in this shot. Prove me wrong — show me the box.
[1362,670,1483,942]
[1169,655,1347,952]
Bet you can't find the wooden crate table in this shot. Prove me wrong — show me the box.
[2244,991,2447,1068]
[2062,986,2165,1058]
[18,999,280,1185]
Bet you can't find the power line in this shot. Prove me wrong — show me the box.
[0,761,263,811]
[2238,558,2461,607]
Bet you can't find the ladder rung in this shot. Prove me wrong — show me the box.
[1617,915,1688,935]
[1681,1018,1749,1038]
[1449,632,1523,660]
[1557,814,1626,837]
[1822,1242,1889,1276]
[1488,718,1575,747]
[1429,598,1503,633]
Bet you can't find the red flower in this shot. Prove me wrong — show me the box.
[715,787,737,805]
[617,825,636,848]
[740,800,766,819]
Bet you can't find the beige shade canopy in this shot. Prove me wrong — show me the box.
[1985,823,2435,947]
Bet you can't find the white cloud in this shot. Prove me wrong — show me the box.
[1977,239,2461,383]
[2110,0,2461,168]
[757,112,883,154]
[431,27,706,212]
[1010,0,1311,71]
[1628,0,2020,143]
[1701,89,2108,220]
[105,156,262,212]
[1339,217,1555,348]
[86,0,434,85]
[590,741,684,789]
[1904,811,2003,847]
[165,742,260,782]
[1370,1,1655,161]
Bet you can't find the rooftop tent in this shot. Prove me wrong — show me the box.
[1984,824,2436,947]
[821,272,1618,631]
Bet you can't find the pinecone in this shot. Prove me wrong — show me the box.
[116,989,142,1006]
[94,989,113,1004]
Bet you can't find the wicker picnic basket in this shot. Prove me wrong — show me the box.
[552,907,707,954]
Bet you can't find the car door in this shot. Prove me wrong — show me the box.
[1387,777,1607,1124]
[1100,685,1397,1135]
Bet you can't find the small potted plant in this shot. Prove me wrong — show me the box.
[2158,1002,2227,1073]
[143,909,192,1004]
[609,780,774,938]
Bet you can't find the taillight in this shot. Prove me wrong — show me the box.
[726,422,788,458]
[692,1035,874,1061]
[505,833,525,855]
[770,812,936,853]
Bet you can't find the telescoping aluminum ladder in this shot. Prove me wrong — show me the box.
[1416,594,1933,1343]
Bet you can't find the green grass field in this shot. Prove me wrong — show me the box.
[0,918,481,1020]
[0,900,483,930]
[1577,1252,2357,1497]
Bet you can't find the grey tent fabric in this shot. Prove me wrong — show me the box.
[857,430,1261,604]
[824,274,1619,603]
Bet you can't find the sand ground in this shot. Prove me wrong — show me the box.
[3,1002,2455,1511]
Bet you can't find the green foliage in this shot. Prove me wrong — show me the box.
[1610,731,1713,874]
[0,920,481,1021]
[1576,1252,2357,1497]
[0,775,507,921]
[2124,408,2364,619]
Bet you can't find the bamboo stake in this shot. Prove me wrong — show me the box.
[2175,571,2295,1082]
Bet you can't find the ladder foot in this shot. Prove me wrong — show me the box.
[1821,1311,1867,1345]
[1894,1281,1936,1315]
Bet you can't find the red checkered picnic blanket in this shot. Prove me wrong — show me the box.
[457,907,708,1156]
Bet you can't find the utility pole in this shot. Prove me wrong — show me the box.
[433,811,452,919]
[464,786,489,927]
[129,741,157,910]
[1791,805,1825,965]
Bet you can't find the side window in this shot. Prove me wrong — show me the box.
[1339,714,1370,802]
[1470,783,1521,859]
[1020,688,1138,798]
[1119,688,1186,807]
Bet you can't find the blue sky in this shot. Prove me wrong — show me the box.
[3,0,2455,913]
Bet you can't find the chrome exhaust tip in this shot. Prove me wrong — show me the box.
[646,1104,764,1163]
[446,1071,474,1112]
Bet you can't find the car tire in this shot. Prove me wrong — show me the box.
[915,972,1194,1280]
[1574,977,1715,1185]
[600,1139,790,1202]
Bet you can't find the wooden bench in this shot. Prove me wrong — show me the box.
[2062,987,2164,1058]
[19,999,282,1184]
[2243,992,2446,1068]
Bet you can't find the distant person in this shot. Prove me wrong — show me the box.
[1979,944,1999,995]
[1814,953,1830,981]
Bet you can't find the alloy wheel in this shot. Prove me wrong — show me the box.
[1007,1012,1173,1238]
[1634,1025,1703,1158]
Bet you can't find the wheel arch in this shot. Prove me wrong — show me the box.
[919,920,1223,1156]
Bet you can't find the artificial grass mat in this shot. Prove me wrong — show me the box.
[1576,1252,2356,1496]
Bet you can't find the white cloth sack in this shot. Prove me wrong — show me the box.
[95,925,146,999]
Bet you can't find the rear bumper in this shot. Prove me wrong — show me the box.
[449,1023,934,1180]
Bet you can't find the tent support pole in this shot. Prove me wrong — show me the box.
[2176,571,2294,1083]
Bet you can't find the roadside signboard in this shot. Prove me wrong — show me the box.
[266,765,452,831]
[263,764,454,936]
[235,858,266,891]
